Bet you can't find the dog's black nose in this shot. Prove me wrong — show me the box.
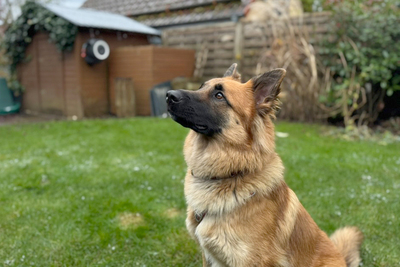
[166,90,183,104]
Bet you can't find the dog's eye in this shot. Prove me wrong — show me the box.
[215,92,224,100]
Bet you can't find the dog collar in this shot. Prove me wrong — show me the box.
[190,169,256,224]
[194,192,256,224]
[191,170,248,180]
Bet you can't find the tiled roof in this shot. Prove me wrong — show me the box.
[137,3,244,27]
[42,3,160,35]
[82,0,237,16]
[81,0,245,28]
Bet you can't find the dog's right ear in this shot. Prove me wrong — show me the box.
[252,69,286,114]
[223,63,241,82]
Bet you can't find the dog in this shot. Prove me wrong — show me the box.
[166,63,363,267]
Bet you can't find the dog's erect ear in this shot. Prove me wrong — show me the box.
[223,63,241,82]
[252,68,286,111]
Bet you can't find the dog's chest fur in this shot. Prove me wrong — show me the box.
[189,214,251,267]
[184,170,296,267]
[184,174,253,267]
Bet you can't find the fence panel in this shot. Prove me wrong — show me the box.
[162,12,331,81]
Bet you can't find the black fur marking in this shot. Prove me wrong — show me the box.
[215,84,223,91]
[225,98,233,109]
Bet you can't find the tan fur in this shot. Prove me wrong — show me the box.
[180,67,363,267]
[330,227,364,267]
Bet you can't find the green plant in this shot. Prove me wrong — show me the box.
[2,1,78,72]
[7,76,25,97]
[301,0,315,12]
[300,0,332,12]
[320,0,400,127]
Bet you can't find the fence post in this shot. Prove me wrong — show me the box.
[234,21,244,77]
[162,31,168,46]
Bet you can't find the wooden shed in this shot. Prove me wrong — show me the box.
[109,46,195,116]
[17,4,161,118]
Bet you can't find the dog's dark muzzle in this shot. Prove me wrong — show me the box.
[166,90,222,136]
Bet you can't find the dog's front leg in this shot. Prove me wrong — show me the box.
[202,252,210,267]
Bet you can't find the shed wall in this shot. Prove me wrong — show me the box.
[18,29,151,118]
[109,46,153,116]
[36,33,65,115]
[109,46,195,116]
[18,35,41,112]
[63,41,83,118]
[76,29,150,117]
[19,32,75,116]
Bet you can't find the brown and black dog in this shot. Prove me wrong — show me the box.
[166,64,363,267]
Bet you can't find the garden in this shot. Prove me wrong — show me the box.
[0,119,399,266]
[1,0,400,266]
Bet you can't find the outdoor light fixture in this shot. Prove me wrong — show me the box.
[81,39,110,65]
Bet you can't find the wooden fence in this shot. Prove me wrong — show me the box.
[162,12,331,81]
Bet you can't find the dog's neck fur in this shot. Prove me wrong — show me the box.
[184,116,285,215]
[184,116,280,178]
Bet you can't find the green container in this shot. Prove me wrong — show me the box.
[0,78,21,115]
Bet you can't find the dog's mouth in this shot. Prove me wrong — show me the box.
[168,112,209,132]
[168,111,217,136]
[194,124,207,131]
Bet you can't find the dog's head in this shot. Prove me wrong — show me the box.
[166,63,286,141]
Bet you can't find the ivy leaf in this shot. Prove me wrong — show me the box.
[4,1,77,72]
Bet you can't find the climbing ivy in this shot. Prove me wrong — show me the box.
[3,1,78,72]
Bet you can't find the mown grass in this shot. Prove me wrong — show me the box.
[0,118,399,266]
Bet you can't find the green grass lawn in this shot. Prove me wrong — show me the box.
[0,118,399,266]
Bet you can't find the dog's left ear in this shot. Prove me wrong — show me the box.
[224,63,241,82]
[252,69,286,111]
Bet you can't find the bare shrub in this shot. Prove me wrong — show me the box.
[255,18,331,122]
